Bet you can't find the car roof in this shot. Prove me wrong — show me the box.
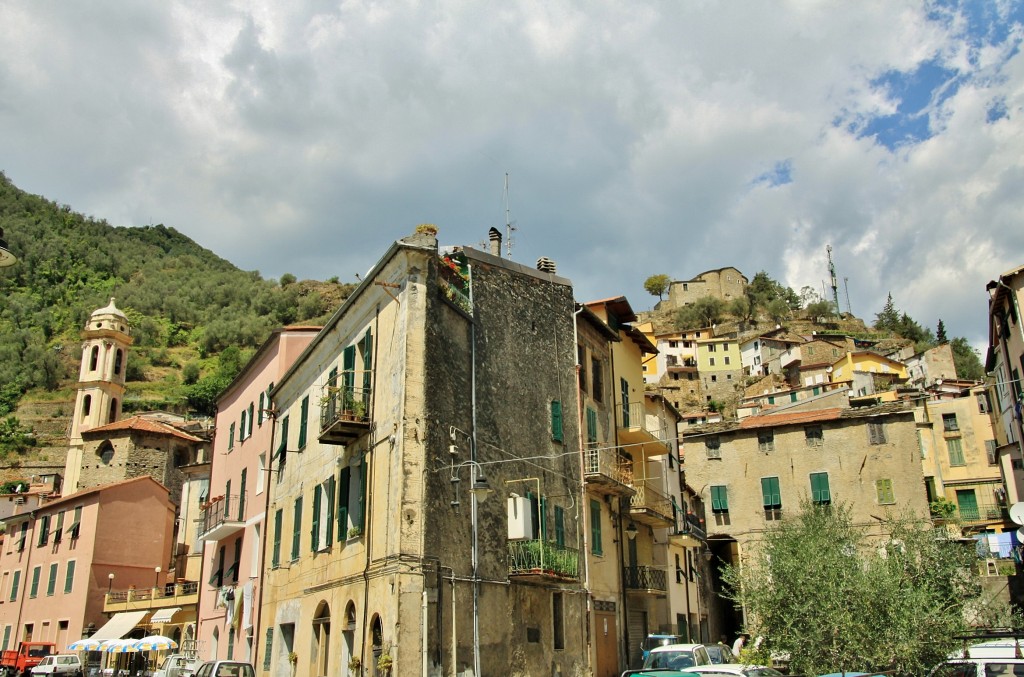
[652,644,706,653]
[680,663,771,673]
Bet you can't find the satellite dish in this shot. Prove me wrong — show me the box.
[825,366,833,373]
[1017,526,1024,543]
[1010,502,1024,526]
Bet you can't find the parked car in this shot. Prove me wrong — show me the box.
[29,656,81,677]
[640,635,687,665]
[680,663,785,677]
[704,644,736,665]
[153,655,197,677]
[622,644,713,675]
[185,662,254,677]
[929,638,1024,677]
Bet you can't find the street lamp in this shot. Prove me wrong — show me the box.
[626,522,639,540]
[107,573,114,594]
[0,228,16,268]
[153,567,161,590]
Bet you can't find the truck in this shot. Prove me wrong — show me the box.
[153,654,198,677]
[0,642,56,677]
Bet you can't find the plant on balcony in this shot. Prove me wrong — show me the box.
[348,526,363,539]
[376,652,393,676]
[288,652,298,665]
[930,498,957,520]
[347,656,361,674]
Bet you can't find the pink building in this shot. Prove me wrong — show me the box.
[0,476,175,651]
[195,327,319,663]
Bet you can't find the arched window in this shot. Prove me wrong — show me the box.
[97,441,115,465]
[227,627,235,660]
[114,349,123,376]
[108,398,118,423]
[342,601,357,670]
[89,346,99,371]
[313,601,331,677]
[82,394,92,418]
[371,615,383,675]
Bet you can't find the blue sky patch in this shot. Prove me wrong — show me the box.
[987,98,1009,123]
[754,160,793,188]
[860,58,961,150]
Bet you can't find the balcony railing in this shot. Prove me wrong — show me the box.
[957,502,1007,523]
[629,482,674,526]
[439,254,472,315]
[104,581,200,614]
[507,539,581,581]
[672,512,706,542]
[197,494,244,542]
[319,378,372,444]
[584,446,635,495]
[624,565,667,592]
[616,402,667,438]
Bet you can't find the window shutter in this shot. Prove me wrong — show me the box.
[238,469,247,521]
[337,467,351,540]
[356,459,367,530]
[325,476,335,547]
[298,396,309,449]
[311,485,321,552]
[248,403,255,437]
[64,561,75,594]
[554,506,565,547]
[711,486,728,512]
[229,423,235,449]
[291,496,303,561]
[586,408,597,445]
[761,477,781,508]
[47,563,57,596]
[363,329,373,394]
[342,346,356,406]
[10,571,20,601]
[263,629,274,671]
[551,401,563,442]
[30,567,40,597]
[272,509,282,568]
[590,500,602,556]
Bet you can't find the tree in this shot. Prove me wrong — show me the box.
[728,296,754,323]
[644,274,672,301]
[950,337,985,381]
[721,501,984,677]
[805,300,834,322]
[936,319,949,344]
[875,293,900,332]
[766,298,790,324]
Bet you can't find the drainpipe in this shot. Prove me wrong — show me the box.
[572,305,593,676]
[469,262,482,677]
[251,405,278,671]
[608,352,632,669]
[361,303,382,673]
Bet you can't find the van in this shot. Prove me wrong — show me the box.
[29,655,81,676]
[930,638,1024,677]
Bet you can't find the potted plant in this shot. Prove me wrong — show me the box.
[376,652,393,676]
[348,526,363,539]
[347,656,361,675]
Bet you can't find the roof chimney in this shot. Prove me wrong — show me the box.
[536,257,556,274]
[488,227,502,257]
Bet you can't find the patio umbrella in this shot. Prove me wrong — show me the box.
[133,636,178,652]
[104,640,139,653]
[67,638,108,651]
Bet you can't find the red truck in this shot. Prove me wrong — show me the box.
[0,642,56,677]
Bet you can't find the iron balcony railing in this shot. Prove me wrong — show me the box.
[616,401,667,436]
[957,502,1007,523]
[584,446,634,486]
[197,494,243,536]
[507,539,581,580]
[624,565,667,592]
[630,481,674,523]
[320,379,372,431]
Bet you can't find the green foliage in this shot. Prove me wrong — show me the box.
[644,274,672,301]
[930,497,957,519]
[728,296,754,323]
[182,361,201,386]
[0,416,36,455]
[721,501,983,677]
[765,298,791,324]
[674,296,726,330]
[804,299,834,321]
[280,273,297,287]
[749,271,800,310]
[950,337,985,381]
[936,319,949,344]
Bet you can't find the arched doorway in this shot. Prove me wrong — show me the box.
[370,615,383,676]
[343,602,357,674]
[312,601,330,677]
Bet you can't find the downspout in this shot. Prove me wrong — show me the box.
[572,304,593,676]
[251,404,278,671]
[361,303,382,673]
[609,351,631,669]
[468,262,483,677]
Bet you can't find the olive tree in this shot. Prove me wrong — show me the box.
[644,274,672,301]
[721,502,984,676]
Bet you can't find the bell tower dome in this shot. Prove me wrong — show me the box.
[66,298,133,488]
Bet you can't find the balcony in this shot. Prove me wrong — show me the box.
[616,402,668,447]
[957,502,1008,524]
[197,494,244,542]
[670,513,707,546]
[584,446,636,498]
[629,482,674,526]
[507,539,581,583]
[104,581,200,615]
[319,380,372,445]
[624,565,667,594]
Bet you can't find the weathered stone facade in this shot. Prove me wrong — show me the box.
[667,267,748,308]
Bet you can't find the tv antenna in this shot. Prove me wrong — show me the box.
[503,173,516,257]
[826,245,840,313]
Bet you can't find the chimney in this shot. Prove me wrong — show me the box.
[488,227,502,257]
[536,257,556,274]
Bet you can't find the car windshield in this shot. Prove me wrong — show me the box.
[647,651,692,669]
[642,637,681,651]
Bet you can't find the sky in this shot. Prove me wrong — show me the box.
[2,1,1023,350]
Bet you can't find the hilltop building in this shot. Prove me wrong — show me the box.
[666,267,747,308]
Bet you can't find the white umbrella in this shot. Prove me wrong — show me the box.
[67,638,108,651]
[133,636,178,652]
[104,640,139,654]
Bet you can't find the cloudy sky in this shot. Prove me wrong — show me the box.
[2,1,1023,348]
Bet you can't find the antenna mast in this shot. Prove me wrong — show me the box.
[843,276,853,315]
[826,245,840,313]
[503,173,516,257]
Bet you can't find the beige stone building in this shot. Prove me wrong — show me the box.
[985,268,1024,506]
[259,229,585,677]
[681,403,930,639]
[667,267,748,309]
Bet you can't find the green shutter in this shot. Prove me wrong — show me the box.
[248,403,254,437]
[272,509,282,568]
[229,423,235,450]
[325,476,335,547]
[761,477,781,509]
[876,479,895,504]
[337,467,351,540]
[10,571,20,601]
[342,346,356,408]
[811,472,831,504]
[947,438,965,466]
[590,500,603,556]
[356,459,367,530]
[298,396,309,449]
[291,497,303,561]
[711,485,729,512]
[362,329,373,394]
[238,469,247,521]
[620,378,630,427]
[311,485,321,552]
[554,506,565,547]
[528,492,539,540]
[586,408,597,445]
[46,563,57,596]
[551,401,563,442]
[2,626,10,651]
[30,566,40,597]
[277,416,289,463]
[64,561,75,594]
[263,628,273,671]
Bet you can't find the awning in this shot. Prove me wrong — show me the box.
[90,611,150,641]
[149,607,181,624]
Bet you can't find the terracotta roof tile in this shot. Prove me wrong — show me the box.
[738,408,845,429]
[82,416,203,443]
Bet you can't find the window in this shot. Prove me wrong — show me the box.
[229,423,235,450]
[554,506,565,547]
[761,477,781,510]
[259,392,266,425]
[298,396,309,449]
[46,563,57,596]
[38,515,50,547]
[209,546,225,587]
[291,496,303,561]
[577,345,587,393]
[705,436,721,459]
[977,392,991,414]
[868,422,887,445]
[63,561,75,594]
[229,537,241,584]
[240,411,247,442]
[725,356,731,365]
[272,509,283,568]
[709,357,715,366]
[263,629,273,671]
[758,430,775,452]
[30,566,40,598]
[70,506,82,540]
[805,425,823,447]
[956,489,979,521]
[553,592,564,651]
[238,469,247,521]
[947,438,965,466]
[675,554,683,583]
[591,358,603,402]
[276,415,289,475]
[620,378,630,427]
[247,403,254,437]
[53,511,64,543]
[708,344,717,353]
[586,408,597,446]
[89,346,99,371]
[942,413,959,433]
[987,440,998,466]
[337,466,351,540]
[82,394,91,417]
[10,571,20,601]
[710,485,729,514]
[876,479,895,505]
[810,472,831,505]
[550,400,563,443]
[312,477,335,552]
[590,500,602,556]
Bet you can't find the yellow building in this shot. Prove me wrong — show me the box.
[830,350,908,396]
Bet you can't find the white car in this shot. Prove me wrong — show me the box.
[644,644,712,671]
[30,655,81,677]
[680,663,785,677]
[929,639,1024,677]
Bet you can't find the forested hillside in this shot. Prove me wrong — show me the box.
[0,172,350,420]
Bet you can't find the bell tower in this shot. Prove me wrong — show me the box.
[65,298,132,489]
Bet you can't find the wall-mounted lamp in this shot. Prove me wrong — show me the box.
[470,475,493,503]
[153,566,161,589]
[626,522,639,540]
[107,573,114,594]
[702,547,714,562]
